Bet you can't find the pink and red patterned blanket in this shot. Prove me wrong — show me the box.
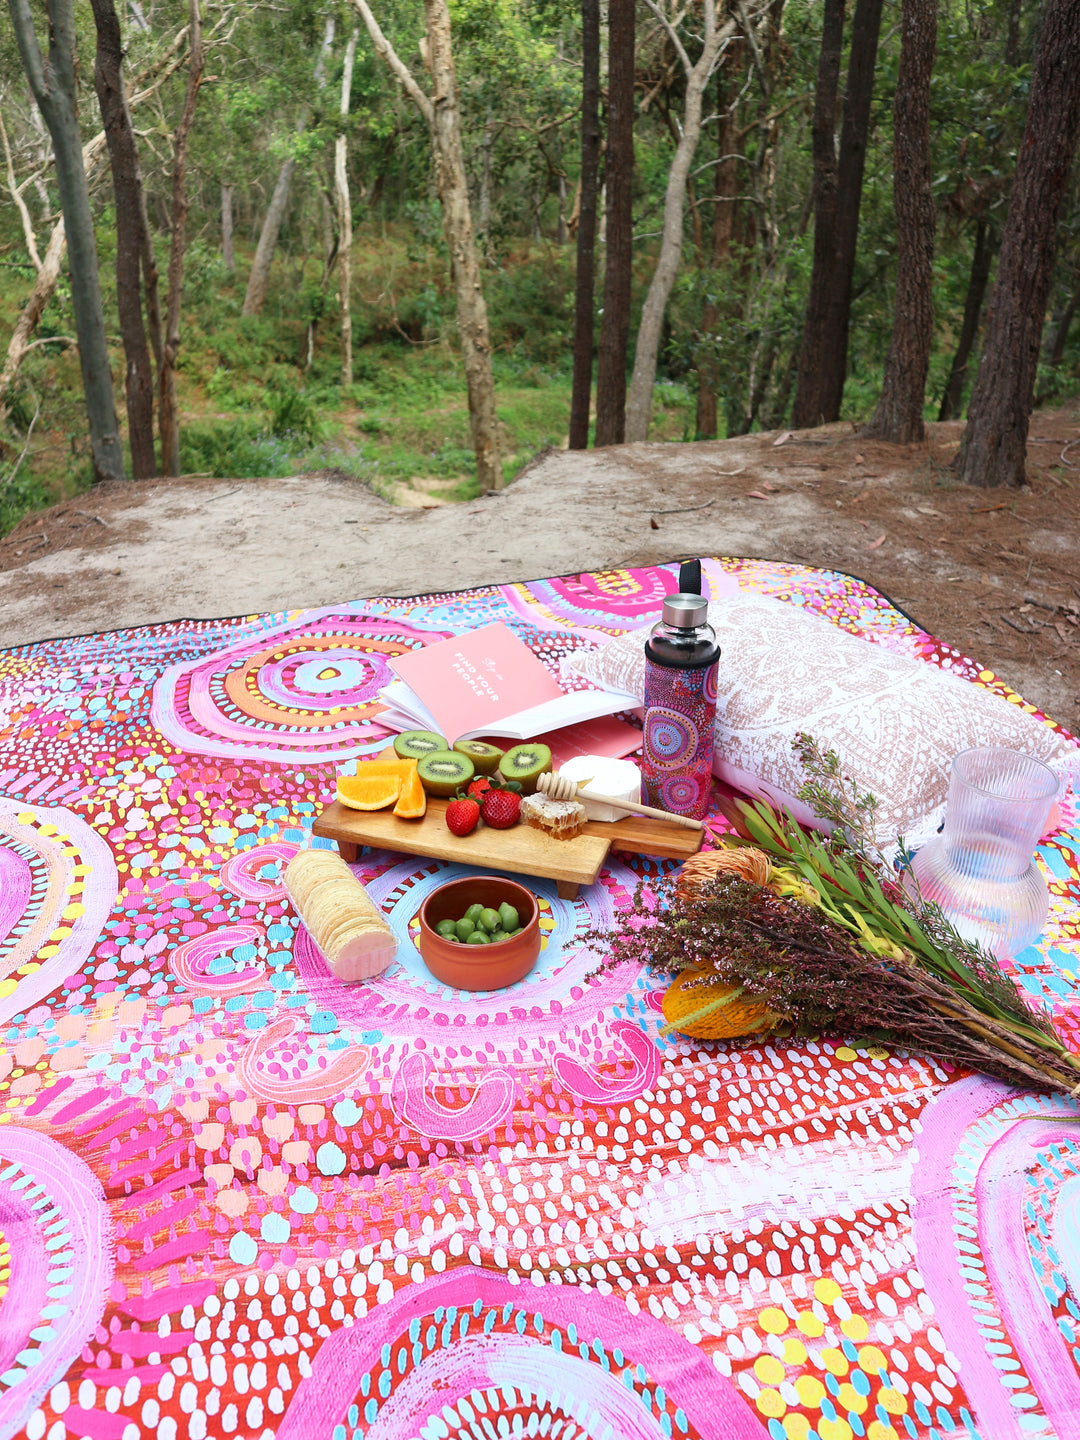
[1,558,1079,1440]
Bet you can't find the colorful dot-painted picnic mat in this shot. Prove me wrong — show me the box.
[2,557,1080,1440]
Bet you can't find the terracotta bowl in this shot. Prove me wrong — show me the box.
[417,876,540,991]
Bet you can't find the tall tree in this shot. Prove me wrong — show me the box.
[955,0,1080,487]
[693,59,740,440]
[792,0,844,429]
[938,217,994,421]
[221,184,236,273]
[159,0,205,477]
[350,0,502,491]
[7,0,125,482]
[243,20,335,318]
[568,0,601,450]
[625,0,735,443]
[594,0,635,447]
[862,0,938,443]
[90,0,157,478]
[792,0,884,428]
[336,28,359,389]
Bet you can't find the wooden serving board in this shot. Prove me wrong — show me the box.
[311,798,704,898]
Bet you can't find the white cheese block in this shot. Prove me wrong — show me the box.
[559,755,642,823]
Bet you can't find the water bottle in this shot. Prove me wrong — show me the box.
[641,561,719,820]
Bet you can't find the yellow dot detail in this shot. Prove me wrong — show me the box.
[820,1347,850,1376]
[867,1046,889,1059]
[834,1047,858,1061]
[756,1388,786,1419]
[783,1416,812,1440]
[783,1338,808,1365]
[858,1345,889,1376]
[867,1424,900,1440]
[794,1374,826,1407]
[838,1383,869,1415]
[0,981,17,999]
[755,1355,786,1385]
[977,670,995,682]
[877,1388,907,1416]
[814,1278,842,1304]
[16,812,34,825]
[796,1310,825,1338]
[759,1307,790,1335]
[841,1315,869,1341]
[819,1421,853,1440]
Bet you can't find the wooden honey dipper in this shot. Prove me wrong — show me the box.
[536,769,705,831]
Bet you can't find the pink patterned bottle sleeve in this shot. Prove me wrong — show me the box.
[642,656,718,819]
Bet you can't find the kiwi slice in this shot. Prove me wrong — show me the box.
[453,740,504,775]
[416,750,475,796]
[499,741,553,794]
[394,729,449,760]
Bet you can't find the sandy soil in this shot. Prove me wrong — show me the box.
[2,409,1078,733]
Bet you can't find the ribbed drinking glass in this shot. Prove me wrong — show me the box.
[909,746,1060,959]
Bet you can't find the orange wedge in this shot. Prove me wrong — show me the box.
[393,766,426,819]
[357,756,415,779]
[336,773,402,810]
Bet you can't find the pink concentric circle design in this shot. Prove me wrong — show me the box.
[644,706,699,769]
[151,607,453,762]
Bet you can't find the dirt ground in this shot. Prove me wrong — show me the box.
[2,407,1079,735]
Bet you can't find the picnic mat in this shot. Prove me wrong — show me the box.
[1,556,1079,1440]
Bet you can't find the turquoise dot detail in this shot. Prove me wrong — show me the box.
[317,1142,347,1176]
[260,1213,291,1244]
[290,1186,318,1214]
[333,1099,363,1126]
[229,1231,258,1265]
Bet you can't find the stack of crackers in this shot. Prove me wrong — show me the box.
[284,849,397,982]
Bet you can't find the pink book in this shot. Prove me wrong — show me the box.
[383,622,638,745]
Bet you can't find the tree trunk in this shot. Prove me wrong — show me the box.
[794,0,884,426]
[1,110,42,270]
[158,0,204,478]
[221,183,235,272]
[862,0,937,444]
[821,0,884,421]
[594,0,635,447]
[938,217,993,421]
[568,0,601,450]
[90,0,156,479]
[7,0,125,482]
[625,2,732,443]
[791,0,844,428]
[0,217,67,414]
[337,28,358,389]
[695,62,739,440]
[243,158,296,317]
[955,0,1080,487]
[423,0,502,490]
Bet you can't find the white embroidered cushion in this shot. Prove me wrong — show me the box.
[566,590,1076,846]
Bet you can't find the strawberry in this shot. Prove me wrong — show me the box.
[467,776,493,802]
[445,794,480,836]
[481,788,520,829]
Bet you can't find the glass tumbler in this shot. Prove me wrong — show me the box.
[909,746,1060,958]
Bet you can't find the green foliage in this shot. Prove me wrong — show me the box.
[3,0,1080,539]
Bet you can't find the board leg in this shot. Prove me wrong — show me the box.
[336,840,360,863]
[556,880,580,900]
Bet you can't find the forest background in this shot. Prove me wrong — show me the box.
[1,0,1078,537]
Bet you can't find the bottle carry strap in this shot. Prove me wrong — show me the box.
[679,559,702,595]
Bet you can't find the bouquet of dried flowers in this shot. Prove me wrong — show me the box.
[587,736,1080,1096]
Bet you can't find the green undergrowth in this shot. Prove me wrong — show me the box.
[0,225,699,532]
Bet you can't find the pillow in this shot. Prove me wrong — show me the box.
[566,590,1077,847]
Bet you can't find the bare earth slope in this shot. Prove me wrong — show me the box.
[2,411,1078,734]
